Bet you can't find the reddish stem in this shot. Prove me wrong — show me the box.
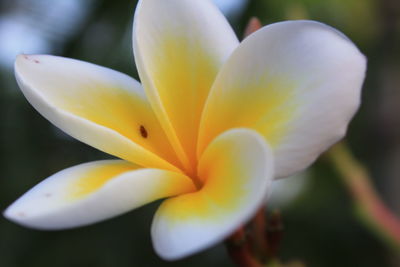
[243,17,263,38]
[265,210,284,257]
[225,227,263,267]
[248,207,270,261]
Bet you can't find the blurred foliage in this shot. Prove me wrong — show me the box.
[1,0,400,266]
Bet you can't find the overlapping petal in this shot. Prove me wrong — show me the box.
[133,0,239,173]
[151,129,273,260]
[4,160,196,230]
[198,21,366,178]
[15,55,182,171]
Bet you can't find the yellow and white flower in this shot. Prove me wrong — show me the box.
[4,0,366,260]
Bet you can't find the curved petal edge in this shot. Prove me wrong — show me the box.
[151,128,274,260]
[4,160,196,230]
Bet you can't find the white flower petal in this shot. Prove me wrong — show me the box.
[4,160,196,230]
[15,55,182,171]
[199,20,366,178]
[151,129,273,260]
[133,0,239,172]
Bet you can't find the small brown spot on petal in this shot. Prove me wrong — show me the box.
[140,125,148,138]
[44,193,52,198]
[33,59,40,64]
[17,212,26,217]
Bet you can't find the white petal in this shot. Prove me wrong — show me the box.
[199,20,366,178]
[4,160,195,230]
[15,55,182,171]
[151,129,273,260]
[133,0,239,172]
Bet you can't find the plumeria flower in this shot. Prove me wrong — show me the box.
[4,0,366,261]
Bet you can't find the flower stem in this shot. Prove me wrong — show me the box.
[225,227,263,267]
[248,207,270,261]
[328,142,400,251]
[243,17,263,38]
[225,207,285,267]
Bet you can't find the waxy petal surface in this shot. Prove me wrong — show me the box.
[133,0,239,172]
[15,55,181,171]
[151,129,273,260]
[4,160,196,230]
[199,21,366,178]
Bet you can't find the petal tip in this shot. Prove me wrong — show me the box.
[3,202,29,227]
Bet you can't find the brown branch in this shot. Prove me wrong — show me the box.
[248,207,270,261]
[225,227,263,267]
[243,17,262,39]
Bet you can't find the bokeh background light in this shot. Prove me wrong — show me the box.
[1,0,399,266]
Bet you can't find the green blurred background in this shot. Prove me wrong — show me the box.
[1,0,399,266]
